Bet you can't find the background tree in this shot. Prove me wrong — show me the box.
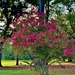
[52,0,75,61]
[0,0,28,66]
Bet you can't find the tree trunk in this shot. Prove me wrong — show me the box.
[40,60,49,75]
[68,57,73,62]
[41,66,49,75]
[16,56,19,65]
[46,0,49,23]
[38,0,44,14]
[0,53,2,67]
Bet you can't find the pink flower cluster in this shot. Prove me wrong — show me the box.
[11,8,75,57]
[64,49,72,56]
[1,39,6,43]
[0,44,2,46]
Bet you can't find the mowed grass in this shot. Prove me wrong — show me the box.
[2,60,27,66]
[0,70,38,75]
[0,70,75,75]
[2,60,74,66]
[2,60,16,66]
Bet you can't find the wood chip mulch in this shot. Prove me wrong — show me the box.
[49,64,75,73]
[0,64,75,73]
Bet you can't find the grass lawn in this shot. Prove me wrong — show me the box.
[2,60,16,66]
[2,60,27,66]
[2,60,74,66]
[1,60,75,75]
[0,70,75,75]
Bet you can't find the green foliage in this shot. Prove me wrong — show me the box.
[22,60,34,68]
[36,45,51,60]
[52,0,75,17]
[3,39,31,60]
[3,39,14,60]
[26,0,49,6]
[57,13,75,38]
[66,13,75,32]
[54,0,75,5]
[26,0,39,6]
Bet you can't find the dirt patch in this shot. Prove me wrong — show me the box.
[0,64,75,73]
[0,65,29,70]
[49,64,75,73]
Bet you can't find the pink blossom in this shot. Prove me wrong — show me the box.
[25,41,30,47]
[23,24,26,28]
[19,42,23,45]
[50,20,57,25]
[50,44,54,47]
[0,44,2,46]
[50,29,56,33]
[21,29,26,34]
[73,39,75,42]
[38,68,40,70]
[39,21,44,27]
[67,52,72,56]
[23,46,26,50]
[65,36,68,41]
[26,35,31,41]
[2,39,6,43]
[34,60,37,65]
[64,49,69,54]
[64,49,72,56]
[71,48,75,51]
[34,40,37,43]
[31,33,35,39]
[36,36,42,41]
[17,34,21,37]
[56,37,61,42]
[30,8,35,12]
[12,21,16,25]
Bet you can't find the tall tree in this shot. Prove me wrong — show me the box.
[53,0,75,62]
[0,0,28,66]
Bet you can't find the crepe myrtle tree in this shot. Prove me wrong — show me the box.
[10,9,75,75]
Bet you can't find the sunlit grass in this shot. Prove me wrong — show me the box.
[2,60,16,66]
[2,60,27,66]
[49,60,74,65]
[1,60,74,66]
[2,60,32,66]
